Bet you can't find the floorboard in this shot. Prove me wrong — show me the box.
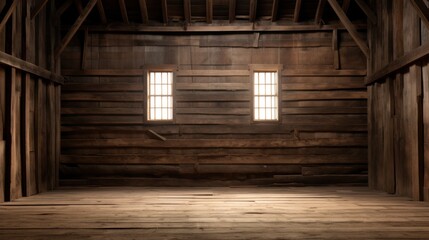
[1,187,429,239]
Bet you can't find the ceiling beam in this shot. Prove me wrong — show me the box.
[118,0,129,24]
[138,0,149,24]
[206,0,213,24]
[184,0,191,23]
[55,0,98,60]
[0,0,19,32]
[56,0,73,17]
[249,0,257,22]
[229,0,236,23]
[161,0,168,24]
[342,0,351,13]
[74,0,83,14]
[96,0,107,24]
[271,0,278,22]
[354,0,376,24]
[294,0,302,22]
[31,0,49,19]
[411,0,429,29]
[314,0,327,24]
[327,0,369,58]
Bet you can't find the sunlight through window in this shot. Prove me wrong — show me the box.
[254,71,278,121]
[148,71,173,121]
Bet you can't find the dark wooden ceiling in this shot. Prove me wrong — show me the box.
[58,0,368,30]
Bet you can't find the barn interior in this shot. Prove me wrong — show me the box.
[1,0,429,239]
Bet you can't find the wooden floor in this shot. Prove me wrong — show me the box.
[1,187,429,239]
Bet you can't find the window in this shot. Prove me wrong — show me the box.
[147,71,173,121]
[253,71,278,121]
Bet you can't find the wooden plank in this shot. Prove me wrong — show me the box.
[282,91,366,101]
[229,0,236,22]
[81,28,88,70]
[63,83,144,92]
[31,0,49,19]
[147,130,167,141]
[54,0,97,59]
[271,0,278,22]
[118,0,129,24]
[410,0,429,29]
[314,0,327,24]
[327,0,369,58]
[342,0,351,13]
[424,61,429,201]
[0,141,4,202]
[161,0,168,24]
[176,83,248,91]
[96,0,107,24]
[294,0,302,22]
[73,0,83,14]
[206,0,212,24]
[56,0,73,17]
[177,69,249,77]
[62,69,145,76]
[0,51,64,84]
[354,0,376,24]
[366,42,429,85]
[46,83,56,190]
[282,69,366,76]
[249,0,257,22]
[183,0,191,24]
[0,0,18,32]
[333,28,340,69]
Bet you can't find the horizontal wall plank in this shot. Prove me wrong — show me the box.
[282,91,367,100]
[282,69,367,76]
[176,92,250,102]
[282,107,366,114]
[62,108,144,115]
[63,84,144,92]
[176,108,250,115]
[176,70,249,77]
[62,93,144,101]
[282,83,365,90]
[176,83,249,91]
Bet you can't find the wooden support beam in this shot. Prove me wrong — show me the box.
[366,42,429,85]
[354,0,376,24]
[332,28,340,69]
[411,0,429,29]
[327,0,369,58]
[81,28,89,70]
[147,130,167,141]
[118,0,129,24]
[56,0,73,17]
[96,0,107,24]
[138,0,149,24]
[294,0,302,22]
[55,0,97,60]
[183,0,191,24]
[161,0,168,24]
[31,0,49,19]
[271,0,278,22]
[0,0,19,32]
[0,51,64,84]
[206,0,213,24]
[342,0,351,13]
[229,0,236,23]
[74,0,84,14]
[249,0,257,22]
[315,0,327,24]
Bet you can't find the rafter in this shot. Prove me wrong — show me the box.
[0,0,19,32]
[74,0,83,14]
[327,0,369,58]
[342,0,351,13]
[249,0,257,22]
[118,0,129,24]
[184,0,191,23]
[206,0,213,24]
[55,0,98,60]
[31,0,49,19]
[161,0,168,24]
[96,0,107,24]
[315,0,327,24]
[138,0,149,24]
[354,0,376,24]
[271,0,278,22]
[294,0,302,22]
[56,0,73,17]
[229,0,236,23]
[411,0,429,29]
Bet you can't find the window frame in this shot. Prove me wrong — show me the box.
[145,67,176,123]
[249,64,283,124]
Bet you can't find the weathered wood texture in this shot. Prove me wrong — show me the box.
[61,30,367,186]
[2,187,429,239]
[0,0,60,202]
[368,0,429,201]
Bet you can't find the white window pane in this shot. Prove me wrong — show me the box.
[254,97,259,108]
[266,73,271,84]
[259,72,265,84]
[155,85,162,95]
[253,71,278,121]
[259,85,266,95]
[259,97,265,108]
[266,109,272,119]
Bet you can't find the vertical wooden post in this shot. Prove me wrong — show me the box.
[0,140,4,202]
[424,61,429,201]
[332,28,340,69]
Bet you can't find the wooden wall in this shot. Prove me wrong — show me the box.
[61,30,368,186]
[0,0,61,202]
[368,0,429,201]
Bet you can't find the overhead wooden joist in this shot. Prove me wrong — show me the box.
[118,0,129,24]
[96,0,107,24]
[271,0,278,22]
[0,0,19,31]
[229,0,236,22]
[55,0,98,60]
[138,0,149,24]
[249,0,258,22]
[410,0,429,29]
[354,0,376,24]
[183,0,191,23]
[206,0,213,24]
[56,0,73,17]
[294,0,302,22]
[327,0,369,58]
[31,0,49,19]
[161,0,168,24]
[315,0,327,24]
[0,51,64,84]
[73,0,83,14]
[342,0,351,13]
